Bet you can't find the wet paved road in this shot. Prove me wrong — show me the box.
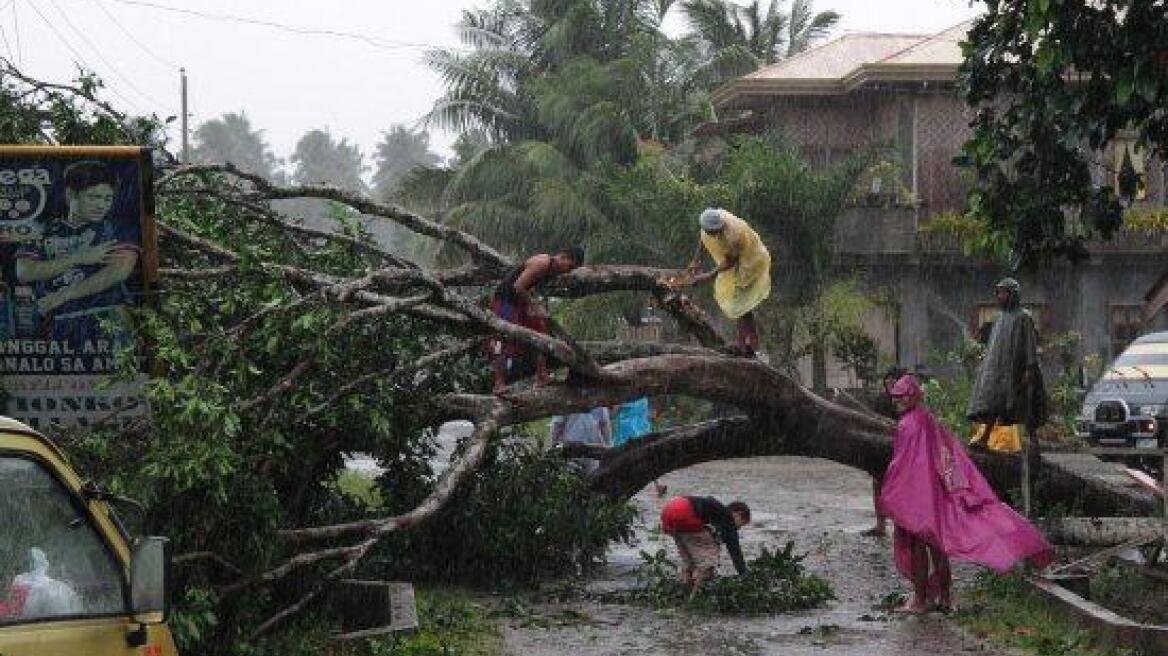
[502,456,1020,656]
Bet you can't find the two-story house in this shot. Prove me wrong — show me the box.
[706,21,1168,385]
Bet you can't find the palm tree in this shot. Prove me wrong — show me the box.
[289,129,367,192]
[681,0,840,86]
[421,0,662,262]
[371,125,442,203]
[784,0,840,56]
[191,112,282,179]
[423,4,539,143]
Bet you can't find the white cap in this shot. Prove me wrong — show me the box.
[699,208,725,232]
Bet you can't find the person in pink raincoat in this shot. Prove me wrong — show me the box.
[878,374,1054,613]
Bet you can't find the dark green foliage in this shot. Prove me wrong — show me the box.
[719,134,869,298]
[958,0,1168,266]
[0,68,168,147]
[0,66,496,655]
[64,186,480,655]
[422,0,842,265]
[377,437,637,585]
[634,542,834,614]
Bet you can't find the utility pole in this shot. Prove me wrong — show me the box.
[180,67,190,163]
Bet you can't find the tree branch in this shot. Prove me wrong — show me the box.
[157,163,512,268]
[280,406,506,544]
[301,340,478,421]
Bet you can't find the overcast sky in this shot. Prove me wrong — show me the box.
[5,0,980,169]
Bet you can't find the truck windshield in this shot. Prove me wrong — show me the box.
[0,456,127,625]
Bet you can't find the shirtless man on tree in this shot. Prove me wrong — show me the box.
[489,247,584,394]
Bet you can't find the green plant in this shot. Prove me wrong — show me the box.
[831,325,878,387]
[170,587,221,653]
[956,572,1137,656]
[918,211,1012,261]
[1041,331,1088,442]
[845,157,915,208]
[375,436,637,585]
[921,375,975,440]
[633,542,834,615]
[1124,207,1168,233]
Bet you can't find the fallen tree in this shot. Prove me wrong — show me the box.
[141,162,1163,637]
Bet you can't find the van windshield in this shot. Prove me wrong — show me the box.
[0,456,127,625]
[1114,353,1168,367]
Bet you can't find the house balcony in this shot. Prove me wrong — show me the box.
[832,206,1168,259]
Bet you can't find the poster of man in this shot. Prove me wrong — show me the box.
[0,147,156,429]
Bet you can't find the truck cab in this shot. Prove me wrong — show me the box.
[1076,331,1168,469]
[0,417,178,656]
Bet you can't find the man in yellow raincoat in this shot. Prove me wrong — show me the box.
[687,208,772,353]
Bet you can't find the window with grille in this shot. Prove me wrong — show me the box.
[1111,136,1148,200]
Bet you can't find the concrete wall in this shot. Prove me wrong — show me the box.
[810,259,1168,384]
[833,206,918,254]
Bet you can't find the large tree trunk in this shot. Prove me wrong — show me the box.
[446,353,1158,518]
[1040,517,1163,546]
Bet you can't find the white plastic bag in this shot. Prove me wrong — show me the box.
[10,548,82,618]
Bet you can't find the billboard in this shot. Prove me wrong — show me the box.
[0,147,157,429]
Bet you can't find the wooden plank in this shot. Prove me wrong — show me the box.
[1048,535,1162,575]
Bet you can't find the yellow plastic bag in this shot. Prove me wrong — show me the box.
[970,423,1022,453]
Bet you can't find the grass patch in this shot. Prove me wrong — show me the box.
[371,587,504,656]
[954,572,1138,656]
[1091,564,1168,626]
[632,541,834,614]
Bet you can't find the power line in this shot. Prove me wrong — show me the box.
[104,0,467,53]
[11,0,21,66]
[24,0,145,113]
[94,0,178,70]
[43,0,174,112]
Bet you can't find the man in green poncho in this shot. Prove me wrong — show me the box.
[967,278,1048,448]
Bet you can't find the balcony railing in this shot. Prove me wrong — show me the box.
[834,207,1168,256]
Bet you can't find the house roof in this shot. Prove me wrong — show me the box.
[712,20,976,110]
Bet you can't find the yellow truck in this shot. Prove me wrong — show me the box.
[0,416,178,656]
